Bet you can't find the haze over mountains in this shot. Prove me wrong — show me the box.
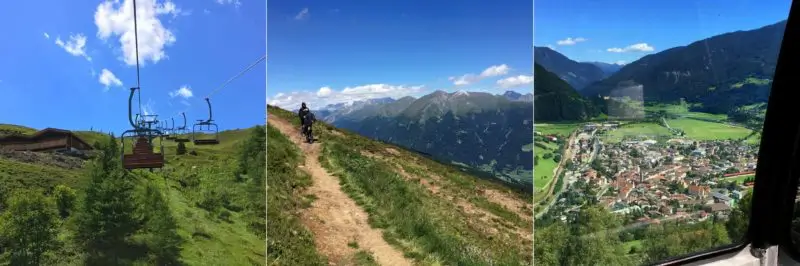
[310,90,534,187]
[533,47,625,91]
[535,19,786,118]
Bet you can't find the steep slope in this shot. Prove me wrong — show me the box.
[268,115,411,266]
[582,20,786,113]
[0,126,266,265]
[267,105,533,265]
[534,46,606,90]
[534,63,599,121]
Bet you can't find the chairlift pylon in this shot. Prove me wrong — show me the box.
[192,97,220,145]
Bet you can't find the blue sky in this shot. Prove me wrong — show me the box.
[535,0,793,65]
[0,0,265,134]
[267,0,533,109]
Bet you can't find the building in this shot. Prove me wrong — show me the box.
[0,128,93,152]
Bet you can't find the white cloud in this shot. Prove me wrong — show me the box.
[481,64,511,77]
[607,43,655,53]
[268,84,424,109]
[141,99,156,116]
[215,0,241,8]
[556,37,587,46]
[94,0,182,67]
[55,33,92,61]
[317,86,332,97]
[615,60,627,65]
[43,32,50,39]
[449,64,511,86]
[169,85,193,98]
[203,9,211,14]
[98,69,123,90]
[295,8,309,20]
[449,75,475,86]
[497,75,533,89]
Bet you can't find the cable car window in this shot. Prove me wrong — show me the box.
[533,0,792,265]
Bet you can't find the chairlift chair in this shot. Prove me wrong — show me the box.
[191,98,220,145]
[121,87,165,170]
[173,112,191,143]
[166,118,177,140]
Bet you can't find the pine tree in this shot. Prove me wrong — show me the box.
[139,183,182,265]
[0,191,59,266]
[74,134,141,263]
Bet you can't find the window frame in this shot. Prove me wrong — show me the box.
[648,0,800,264]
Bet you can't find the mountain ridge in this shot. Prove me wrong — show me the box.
[534,46,606,91]
[580,20,787,113]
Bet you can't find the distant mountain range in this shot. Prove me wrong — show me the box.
[587,61,625,77]
[534,19,786,119]
[308,90,534,185]
[581,20,786,114]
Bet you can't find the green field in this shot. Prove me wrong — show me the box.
[645,103,728,122]
[535,123,579,137]
[534,142,559,190]
[727,174,755,184]
[667,118,753,140]
[602,122,672,142]
[682,112,729,122]
[645,103,691,114]
[0,125,266,265]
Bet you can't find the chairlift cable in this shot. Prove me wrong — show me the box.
[205,54,266,99]
[133,0,143,116]
[162,55,264,120]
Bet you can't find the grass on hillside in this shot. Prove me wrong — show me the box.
[0,126,266,265]
[267,105,533,265]
[666,118,752,140]
[533,142,558,191]
[731,77,771,89]
[644,103,728,122]
[0,124,37,136]
[265,125,327,266]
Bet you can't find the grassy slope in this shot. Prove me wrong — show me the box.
[0,126,265,265]
[265,124,327,265]
[268,105,532,265]
[533,142,558,190]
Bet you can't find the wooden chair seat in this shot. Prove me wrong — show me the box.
[193,139,220,145]
[123,153,164,169]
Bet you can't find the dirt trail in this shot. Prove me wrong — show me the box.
[267,116,412,266]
